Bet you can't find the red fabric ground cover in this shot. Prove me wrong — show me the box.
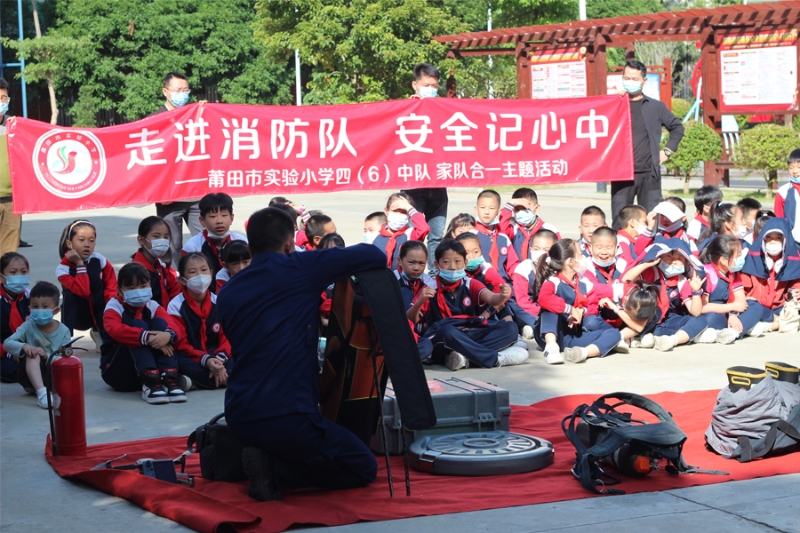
[46,390,800,533]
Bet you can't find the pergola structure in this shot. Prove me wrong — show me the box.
[434,1,800,184]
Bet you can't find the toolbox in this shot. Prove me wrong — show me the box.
[370,377,511,455]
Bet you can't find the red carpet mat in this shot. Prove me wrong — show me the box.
[46,390,800,533]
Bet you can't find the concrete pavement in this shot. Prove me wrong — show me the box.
[2,186,799,533]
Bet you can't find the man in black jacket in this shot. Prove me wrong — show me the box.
[611,59,684,229]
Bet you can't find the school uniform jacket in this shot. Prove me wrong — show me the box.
[57,252,117,329]
[215,268,231,293]
[475,223,519,281]
[182,230,248,287]
[1,286,30,361]
[511,259,540,317]
[703,263,742,305]
[640,267,696,320]
[583,257,627,286]
[616,228,654,264]
[394,270,437,333]
[498,204,560,261]
[372,208,430,269]
[538,273,599,317]
[742,217,800,309]
[686,215,710,243]
[168,290,231,367]
[466,262,504,293]
[425,277,488,325]
[103,297,176,348]
[775,182,800,244]
[132,249,180,308]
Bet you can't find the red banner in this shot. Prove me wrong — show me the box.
[7,96,632,214]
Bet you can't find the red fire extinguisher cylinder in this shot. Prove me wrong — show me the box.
[51,354,87,456]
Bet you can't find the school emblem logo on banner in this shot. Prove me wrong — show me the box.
[33,130,107,199]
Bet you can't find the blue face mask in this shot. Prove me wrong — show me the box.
[623,80,643,95]
[514,210,536,227]
[439,269,466,283]
[790,175,800,184]
[658,260,685,278]
[729,255,746,273]
[418,86,438,98]
[4,275,30,294]
[123,288,152,306]
[466,258,483,272]
[0,101,9,115]
[30,309,54,326]
[592,256,615,268]
[169,91,189,108]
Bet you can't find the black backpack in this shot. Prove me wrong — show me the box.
[186,413,246,482]
[562,392,722,494]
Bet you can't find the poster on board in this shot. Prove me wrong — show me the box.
[718,29,798,113]
[607,73,661,101]
[529,48,587,99]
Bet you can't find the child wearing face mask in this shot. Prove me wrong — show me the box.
[741,217,800,333]
[3,282,70,408]
[132,216,180,308]
[1,252,31,384]
[622,239,710,351]
[774,148,800,245]
[583,227,627,284]
[649,200,698,254]
[499,188,560,262]
[100,262,183,404]
[532,239,622,365]
[56,219,117,351]
[698,235,765,342]
[168,253,233,391]
[697,201,749,252]
[216,240,252,293]
[511,229,558,339]
[363,212,386,245]
[372,192,429,269]
[423,240,527,371]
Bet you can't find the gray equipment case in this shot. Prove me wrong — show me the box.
[371,377,511,455]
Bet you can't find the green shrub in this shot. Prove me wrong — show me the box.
[671,98,691,121]
[736,124,799,199]
[664,120,722,194]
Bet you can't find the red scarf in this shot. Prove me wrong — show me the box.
[0,285,25,332]
[694,214,709,229]
[133,249,170,306]
[516,218,545,261]
[475,222,500,271]
[435,276,469,319]
[379,223,407,268]
[203,230,230,269]
[182,288,213,351]
[708,264,737,304]
[595,263,616,284]
[557,273,588,308]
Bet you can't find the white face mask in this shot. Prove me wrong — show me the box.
[573,256,592,275]
[765,241,783,256]
[530,250,546,264]
[363,231,379,244]
[387,212,409,231]
[186,274,212,294]
[734,225,750,239]
[147,238,170,258]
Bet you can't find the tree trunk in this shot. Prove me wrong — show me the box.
[31,0,58,125]
[765,170,776,200]
[683,174,690,195]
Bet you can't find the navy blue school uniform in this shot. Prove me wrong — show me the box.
[394,270,436,334]
[168,290,233,390]
[219,244,386,490]
[702,263,760,337]
[474,225,518,283]
[100,298,178,392]
[181,230,247,293]
[424,277,518,368]
[372,210,430,270]
[0,286,30,383]
[534,273,620,357]
[56,253,116,337]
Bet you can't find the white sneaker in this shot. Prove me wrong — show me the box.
[177,375,194,392]
[514,337,528,349]
[716,328,739,345]
[542,343,564,365]
[497,346,529,367]
[90,328,102,352]
[630,333,655,349]
[521,325,534,339]
[696,328,719,344]
[613,339,630,354]
[563,347,588,363]
[759,321,775,333]
[142,383,169,405]
[445,351,468,371]
[36,392,53,409]
[654,335,675,352]
[745,322,766,338]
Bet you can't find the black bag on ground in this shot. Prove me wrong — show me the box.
[186,413,246,481]
[562,392,701,495]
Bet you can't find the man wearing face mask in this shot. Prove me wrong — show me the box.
[403,63,449,274]
[218,207,387,501]
[0,77,22,254]
[149,72,203,266]
[611,60,684,230]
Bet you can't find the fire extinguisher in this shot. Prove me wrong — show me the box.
[46,337,87,457]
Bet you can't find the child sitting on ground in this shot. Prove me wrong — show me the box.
[473,190,518,281]
[697,201,748,252]
[774,148,800,245]
[577,206,606,258]
[372,192,429,269]
[363,212,386,244]
[423,239,527,371]
[499,187,560,261]
[132,216,181,308]
[584,227,627,284]
[100,262,184,404]
[393,240,436,362]
[215,240,251,293]
[445,213,476,239]
[615,204,651,264]
[1,252,31,383]
[3,281,71,408]
[511,229,558,339]
[687,185,723,243]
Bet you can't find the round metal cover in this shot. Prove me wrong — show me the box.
[409,431,554,476]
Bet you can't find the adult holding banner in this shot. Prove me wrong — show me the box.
[0,78,21,254]
[611,60,684,229]
[150,72,203,265]
[403,63,448,273]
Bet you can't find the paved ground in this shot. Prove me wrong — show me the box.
[2,181,799,533]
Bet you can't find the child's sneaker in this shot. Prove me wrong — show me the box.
[697,328,719,344]
[141,370,169,405]
[445,351,468,371]
[90,328,102,352]
[653,335,675,352]
[716,328,738,345]
[744,322,766,338]
[630,333,655,349]
[177,374,194,392]
[497,346,529,367]
[758,321,775,333]
[36,390,53,409]
[521,325,534,339]
[513,338,528,349]
[613,339,630,354]
[563,347,588,363]
[161,369,187,403]
[542,343,564,365]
